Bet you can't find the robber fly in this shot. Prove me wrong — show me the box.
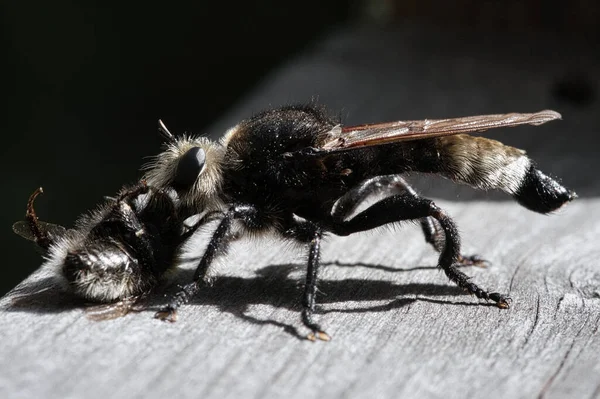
[144,104,575,341]
[13,183,206,318]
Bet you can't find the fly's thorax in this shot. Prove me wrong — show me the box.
[143,136,226,212]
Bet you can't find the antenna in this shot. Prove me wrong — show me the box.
[158,119,176,143]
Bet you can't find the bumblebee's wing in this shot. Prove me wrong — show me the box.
[320,110,561,151]
[12,221,67,242]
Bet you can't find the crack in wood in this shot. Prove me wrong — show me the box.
[522,293,541,348]
[508,260,524,292]
[554,294,565,314]
[537,315,590,399]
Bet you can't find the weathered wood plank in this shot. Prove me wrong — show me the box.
[1,200,599,399]
[2,25,599,399]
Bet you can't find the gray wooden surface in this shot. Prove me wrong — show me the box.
[2,25,599,399]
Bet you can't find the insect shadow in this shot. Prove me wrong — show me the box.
[4,261,491,339]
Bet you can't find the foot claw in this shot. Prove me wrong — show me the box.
[307,330,331,342]
[457,254,490,268]
[489,292,511,309]
[154,308,177,322]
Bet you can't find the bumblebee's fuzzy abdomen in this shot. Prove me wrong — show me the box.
[63,242,155,302]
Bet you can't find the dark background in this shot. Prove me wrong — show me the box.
[3,0,598,296]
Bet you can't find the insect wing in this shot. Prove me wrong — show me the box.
[12,220,67,242]
[320,110,561,151]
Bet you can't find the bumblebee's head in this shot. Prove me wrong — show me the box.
[143,121,225,211]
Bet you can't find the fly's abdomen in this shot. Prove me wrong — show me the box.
[433,135,576,213]
[435,135,531,193]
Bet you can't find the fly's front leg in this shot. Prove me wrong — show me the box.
[155,204,258,322]
[334,175,488,267]
[331,193,510,308]
[282,219,329,341]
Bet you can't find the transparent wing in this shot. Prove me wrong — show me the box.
[12,220,67,242]
[85,297,146,321]
[320,110,561,150]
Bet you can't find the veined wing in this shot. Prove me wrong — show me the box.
[13,220,67,242]
[320,110,561,150]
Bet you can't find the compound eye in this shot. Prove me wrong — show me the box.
[173,147,206,190]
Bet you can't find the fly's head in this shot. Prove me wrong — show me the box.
[143,122,226,213]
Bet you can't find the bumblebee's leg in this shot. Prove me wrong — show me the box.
[281,220,329,341]
[333,175,487,267]
[23,188,53,250]
[155,204,258,322]
[330,194,510,308]
[106,182,158,258]
[107,188,159,270]
[115,181,150,202]
[85,295,147,321]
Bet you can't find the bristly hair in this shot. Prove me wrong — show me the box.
[158,119,177,145]
[142,135,226,212]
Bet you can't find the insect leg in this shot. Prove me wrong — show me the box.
[24,188,52,251]
[107,186,158,270]
[178,210,224,244]
[155,204,258,322]
[333,176,487,266]
[85,295,148,321]
[282,220,329,341]
[332,175,405,220]
[115,180,150,201]
[330,194,510,308]
[419,216,488,267]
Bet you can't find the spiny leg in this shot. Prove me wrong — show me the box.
[330,193,509,308]
[421,216,488,267]
[103,186,161,271]
[333,175,488,267]
[115,180,150,202]
[13,187,70,254]
[282,219,329,341]
[155,204,258,322]
[178,210,224,244]
[25,187,52,250]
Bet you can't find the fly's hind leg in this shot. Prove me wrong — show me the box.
[421,217,489,268]
[333,175,488,267]
[330,193,510,308]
